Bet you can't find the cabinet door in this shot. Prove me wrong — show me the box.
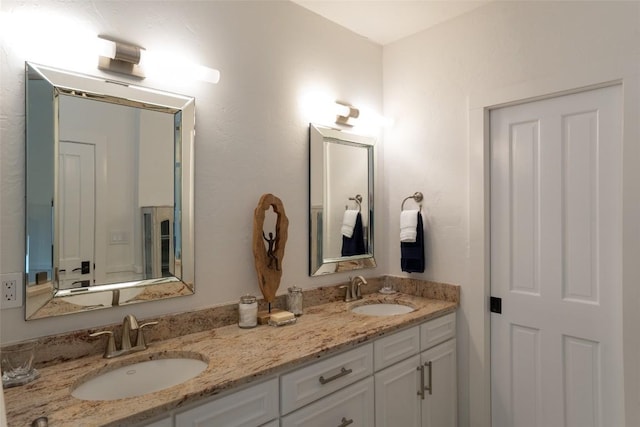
[175,378,278,427]
[421,338,457,427]
[375,354,421,427]
[281,377,374,427]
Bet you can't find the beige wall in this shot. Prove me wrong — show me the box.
[383,2,640,426]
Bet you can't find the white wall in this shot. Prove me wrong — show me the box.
[0,1,384,341]
[383,2,640,426]
[138,110,174,208]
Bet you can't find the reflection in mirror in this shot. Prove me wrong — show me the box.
[25,62,195,319]
[309,124,376,276]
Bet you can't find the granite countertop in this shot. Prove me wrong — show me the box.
[4,292,457,426]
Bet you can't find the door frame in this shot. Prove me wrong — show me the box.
[467,69,640,427]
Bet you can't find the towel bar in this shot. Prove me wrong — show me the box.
[401,192,423,211]
[345,194,363,211]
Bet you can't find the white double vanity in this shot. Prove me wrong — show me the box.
[4,288,458,426]
[143,312,456,427]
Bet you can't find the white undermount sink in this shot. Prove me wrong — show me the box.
[72,356,208,401]
[351,303,415,316]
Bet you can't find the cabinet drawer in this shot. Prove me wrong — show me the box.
[281,344,373,414]
[420,312,456,351]
[374,325,420,371]
[140,416,172,427]
[175,378,278,427]
[281,377,374,427]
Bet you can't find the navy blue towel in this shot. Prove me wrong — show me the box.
[341,212,366,256]
[401,211,425,273]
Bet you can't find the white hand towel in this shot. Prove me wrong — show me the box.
[400,210,419,242]
[341,209,359,238]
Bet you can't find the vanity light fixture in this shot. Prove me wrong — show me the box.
[335,101,359,127]
[97,35,221,84]
[97,35,145,78]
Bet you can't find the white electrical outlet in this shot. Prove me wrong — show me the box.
[1,273,23,309]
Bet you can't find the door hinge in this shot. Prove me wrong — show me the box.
[490,296,502,314]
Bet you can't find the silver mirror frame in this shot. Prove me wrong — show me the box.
[24,62,195,320]
[309,123,376,276]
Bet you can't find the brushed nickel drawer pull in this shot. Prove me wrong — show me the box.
[425,361,433,395]
[338,417,354,427]
[417,365,425,400]
[319,367,353,385]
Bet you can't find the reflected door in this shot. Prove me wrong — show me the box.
[490,85,623,427]
[58,142,95,289]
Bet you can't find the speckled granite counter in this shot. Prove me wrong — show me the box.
[4,285,458,426]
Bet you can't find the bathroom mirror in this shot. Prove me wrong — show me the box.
[309,124,376,275]
[25,62,195,320]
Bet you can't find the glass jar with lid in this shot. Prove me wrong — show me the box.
[238,294,258,328]
[287,286,303,316]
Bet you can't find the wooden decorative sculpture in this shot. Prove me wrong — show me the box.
[253,194,289,306]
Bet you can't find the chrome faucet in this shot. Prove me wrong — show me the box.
[121,314,139,351]
[90,314,158,359]
[351,276,366,299]
[341,276,367,302]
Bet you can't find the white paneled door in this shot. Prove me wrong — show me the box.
[490,85,623,427]
[59,141,95,289]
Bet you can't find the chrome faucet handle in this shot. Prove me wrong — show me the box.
[339,285,353,302]
[90,330,116,358]
[121,314,140,351]
[135,321,158,348]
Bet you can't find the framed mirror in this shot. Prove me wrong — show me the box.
[25,62,195,320]
[309,123,376,276]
